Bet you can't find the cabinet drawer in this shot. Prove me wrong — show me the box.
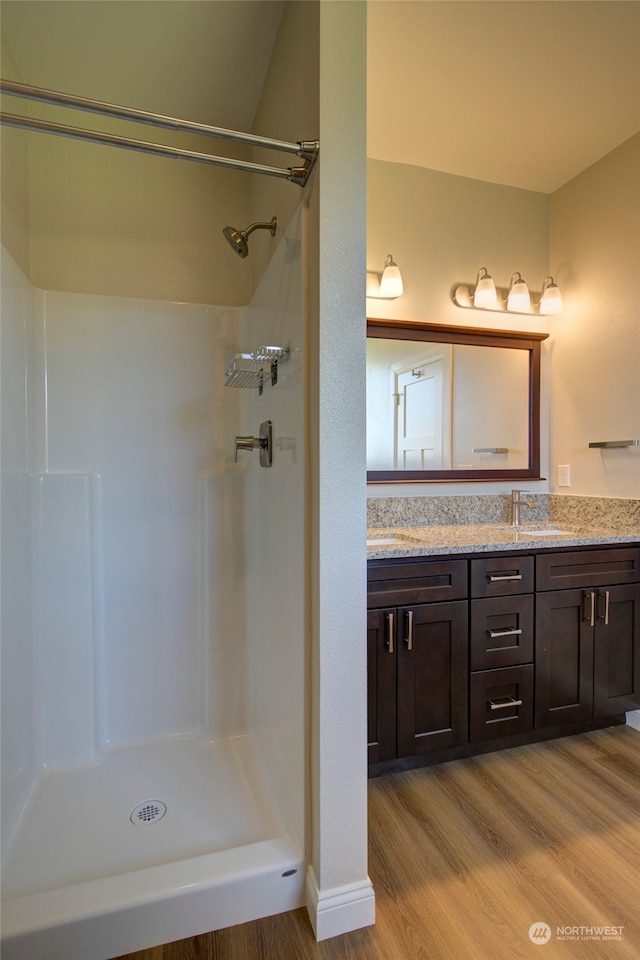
[470,556,534,598]
[470,665,534,742]
[470,594,534,669]
[536,547,640,591]
[367,559,467,607]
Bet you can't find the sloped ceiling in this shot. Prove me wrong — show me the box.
[368,0,640,193]
[1,0,285,132]
[2,1,639,194]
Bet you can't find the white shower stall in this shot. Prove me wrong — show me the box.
[1,1,372,954]
[0,199,308,958]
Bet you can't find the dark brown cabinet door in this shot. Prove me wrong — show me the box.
[593,583,640,716]
[535,589,594,727]
[536,583,640,727]
[367,608,397,764]
[396,600,468,756]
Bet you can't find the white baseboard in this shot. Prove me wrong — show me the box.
[626,710,640,732]
[305,866,375,942]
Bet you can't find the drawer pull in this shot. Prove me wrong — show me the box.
[405,609,414,651]
[487,573,523,582]
[386,612,394,654]
[487,627,523,639]
[488,696,523,711]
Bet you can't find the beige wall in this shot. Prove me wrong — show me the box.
[1,28,30,275]
[308,0,371,937]
[1,25,253,305]
[27,125,252,305]
[1,3,319,307]
[549,133,640,498]
[367,141,640,501]
[367,159,552,495]
[249,0,319,290]
[367,160,550,335]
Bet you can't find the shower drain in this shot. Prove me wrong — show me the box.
[130,799,167,825]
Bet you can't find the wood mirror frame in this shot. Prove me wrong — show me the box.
[367,319,549,483]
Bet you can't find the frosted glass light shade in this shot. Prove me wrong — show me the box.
[539,277,563,314]
[473,268,497,307]
[507,273,531,312]
[379,255,403,298]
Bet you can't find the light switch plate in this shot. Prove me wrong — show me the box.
[557,464,571,487]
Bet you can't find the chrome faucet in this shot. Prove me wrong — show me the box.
[510,489,536,527]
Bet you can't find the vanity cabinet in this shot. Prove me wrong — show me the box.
[367,559,467,764]
[535,548,640,726]
[368,543,640,775]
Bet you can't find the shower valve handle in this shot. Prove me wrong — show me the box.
[234,435,265,459]
[234,421,273,468]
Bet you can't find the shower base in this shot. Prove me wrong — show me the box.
[1,736,305,960]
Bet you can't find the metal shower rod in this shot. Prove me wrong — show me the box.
[0,79,319,186]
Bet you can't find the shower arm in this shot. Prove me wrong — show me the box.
[0,79,319,186]
[243,220,274,240]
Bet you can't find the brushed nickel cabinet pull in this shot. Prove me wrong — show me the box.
[487,573,523,582]
[583,590,595,627]
[386,612,394,654]
[488,696,523,710]
[598,590,610,625]
[405,609,414,651]
[487,627,523,639]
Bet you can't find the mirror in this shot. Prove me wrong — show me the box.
[367,319,549,483]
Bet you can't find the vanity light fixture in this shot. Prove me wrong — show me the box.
[452,268,563,316]
[366,254,404,299]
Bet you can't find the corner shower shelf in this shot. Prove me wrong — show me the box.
[225,345,289,394]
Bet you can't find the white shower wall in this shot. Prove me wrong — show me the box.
[1,204,306,953]
[241,204,307,836]
[4,274,248,770]
[1,247,37,847]
[39,290,247,753]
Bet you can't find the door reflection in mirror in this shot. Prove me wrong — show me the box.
[367,340,452,470]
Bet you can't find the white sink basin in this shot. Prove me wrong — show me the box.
[366,532,420,547]
[499,525,575,537]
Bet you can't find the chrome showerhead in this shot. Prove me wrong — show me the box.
[222,217,277,258]
[223,224,248,258]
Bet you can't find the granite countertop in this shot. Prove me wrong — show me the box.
[366,522,640,558]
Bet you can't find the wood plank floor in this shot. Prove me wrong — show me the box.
[114,726,640,960]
